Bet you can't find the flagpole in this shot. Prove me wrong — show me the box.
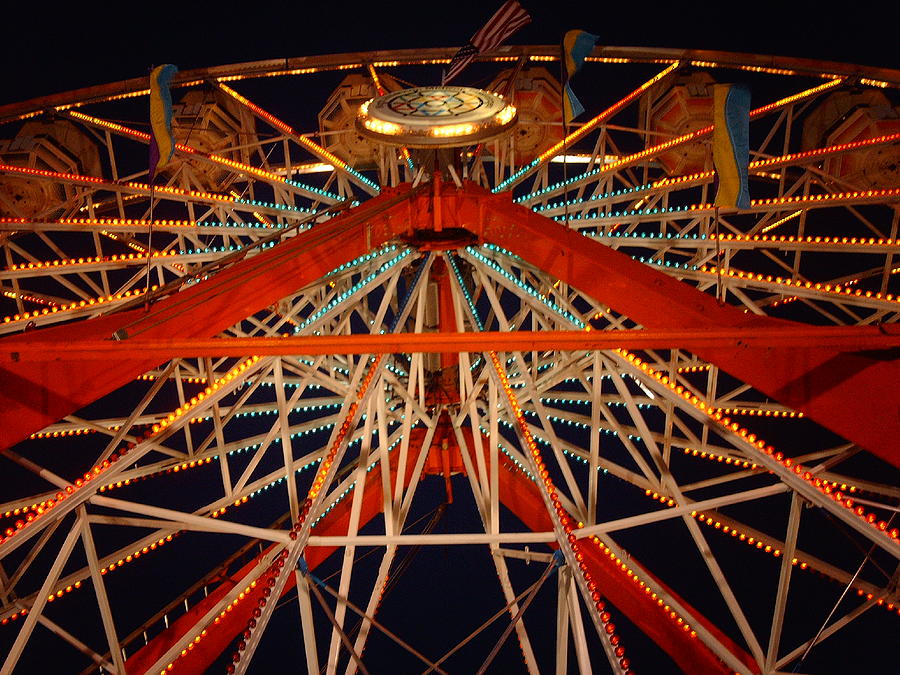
[145,182,154,313]
[144,62,177,313]
[714,205,724,305]
[145,63,155,314]
[559,43,570,230]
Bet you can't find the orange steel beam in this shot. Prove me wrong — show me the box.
[5,179,900,467]
[0,185,418,449]
[3,326,900,362]
[129,432,751,674]
[124,442,425,674]
[472,184,900,468]
[494,458,758,674]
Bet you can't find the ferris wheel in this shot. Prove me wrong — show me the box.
[0,44,898,674]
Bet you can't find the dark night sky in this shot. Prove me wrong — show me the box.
[3,1,898,105]
[2,1,899,673]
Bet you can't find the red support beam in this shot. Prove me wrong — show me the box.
[0,186,417,449]
[494,458,759,674]
[3,326,899,362]
[128,432,752,674]
[125,440,425,674]
[472,185,900,467]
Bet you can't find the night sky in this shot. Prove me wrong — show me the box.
[3,1,897,106]
[2,1,899,673]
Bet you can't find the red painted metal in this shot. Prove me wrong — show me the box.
[0,187,417,449]
[474,186,900,468]
[4,178,898,465]
[4,327,900,363]
[129,429,749,674]
[493,456,759,674]
[125,439,424,674]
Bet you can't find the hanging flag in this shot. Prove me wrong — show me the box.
[148,64,178,183]
[442,1,531,85]
[561,30,598,125]
[712,83,751,209]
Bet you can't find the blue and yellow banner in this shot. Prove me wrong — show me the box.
[563,82,585,125]
[563,30,597,79]
[148,64,178,183]
[562,30,598,125]
[712,83,751,209]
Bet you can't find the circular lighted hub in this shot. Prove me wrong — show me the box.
[356,86,517,147]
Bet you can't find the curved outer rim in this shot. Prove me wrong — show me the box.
[1,45,899,124]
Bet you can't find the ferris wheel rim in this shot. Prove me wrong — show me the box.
[2,44,899,126]
[0,48,900,675]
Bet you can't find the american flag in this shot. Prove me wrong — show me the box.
[441,1,531,85]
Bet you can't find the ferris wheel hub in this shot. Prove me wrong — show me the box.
[356,86,517,148]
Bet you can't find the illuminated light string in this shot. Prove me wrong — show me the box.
[218,259,430,669]
[28,393,359,443]
[499,76,843,195]
[565,230,900,251]
[521,83,882,207]
[2,285,155,325]
[4,56,886,126]
[486,360,644,664]
[681,447,759,471]
[66,109,343,203]
[1,290,56,308]
[476,241,898,546]
[323,244,403,281]
[4,216,210,230]
[632,254,885,309]
[642,489,900,616]
[0,357,262,549]
[860,77,890,88]
[293,247,412,334]
[5,232,371,323]
[295,251,424,540]
[713,407,803,419]
[677,364,711,373]
[680,449,869,501]
[7,418,410,623]
[216,83,379,193]
[5,239,292,276]
[28,425,119,440]
[584,56,635,64]
[493,61,682,193]
[164,571,264,673]
[7,248,183,272]
[503,399,898,628]
[496,415,626,467]
[465,246,583,327]
[530,128,900,208]
[550,187,900,225]
[689,60,799,77]
[698,264,899,304]
[216,61,365,85]
[139,373,207,384]
[0,534,178,626]
[615,348,900,545]
[761,211,802,234]
[450,256,657,667]
[0,163,313,217]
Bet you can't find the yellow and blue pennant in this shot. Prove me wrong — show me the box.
[712,83,751,209]
[148,64,178,183]
[562,30,598,125]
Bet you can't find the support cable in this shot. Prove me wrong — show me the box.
[475,550,564,675]
[299,560,449,675]
[422,555,565,674]
[793,513,896,671]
